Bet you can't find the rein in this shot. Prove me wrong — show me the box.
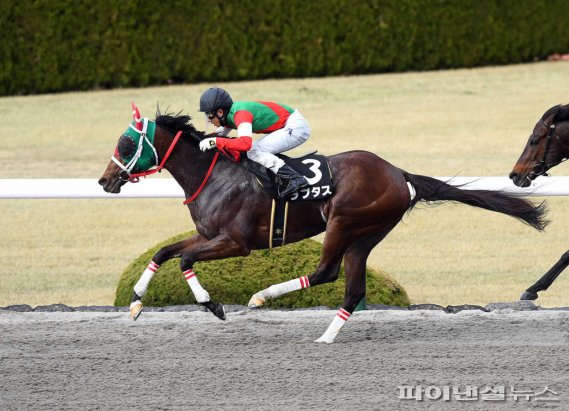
[183,152,220,205]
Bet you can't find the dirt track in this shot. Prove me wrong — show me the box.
[1,305,568,410]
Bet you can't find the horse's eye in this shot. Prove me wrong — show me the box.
[118,135,137,158]
[529,139,539,146]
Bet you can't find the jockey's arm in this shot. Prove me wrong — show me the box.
[216,110,253,151]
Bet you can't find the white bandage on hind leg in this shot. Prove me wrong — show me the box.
[133,261,160,297]
[262,275,310,299]
[315,308,351,343]
[184,269,210,303]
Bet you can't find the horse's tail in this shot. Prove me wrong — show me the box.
[404,172,549,231]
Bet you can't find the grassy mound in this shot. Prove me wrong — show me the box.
[115,231,409,308]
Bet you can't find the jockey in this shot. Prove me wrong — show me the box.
[198,87,310,198]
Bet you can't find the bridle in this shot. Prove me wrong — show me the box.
[528,121,569,181]
[112,118,161,183]
[109,103,228,204]
[112,119,220,204]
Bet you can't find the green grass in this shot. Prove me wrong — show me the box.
[115,232,409,308]
[1,61,569,307]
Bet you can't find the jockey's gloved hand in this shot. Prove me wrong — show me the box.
[199,137,217,152]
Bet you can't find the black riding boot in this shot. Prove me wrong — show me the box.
[276,164,308,198]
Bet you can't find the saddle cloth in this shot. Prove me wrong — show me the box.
[242,151,334,201]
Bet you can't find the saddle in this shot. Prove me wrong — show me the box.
[241,151,334,201]
[236,151,334,248]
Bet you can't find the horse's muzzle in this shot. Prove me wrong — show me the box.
[508,171,532,188]
[98,176,125,193]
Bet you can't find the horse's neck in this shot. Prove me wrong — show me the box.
[160,137,246,198]
[558,122,569,158]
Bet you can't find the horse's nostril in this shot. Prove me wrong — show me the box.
[98,178,107,187]
[508,172,517,180]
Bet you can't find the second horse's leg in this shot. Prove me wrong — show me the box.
[521,250,569,300]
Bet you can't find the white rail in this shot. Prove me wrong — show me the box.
[0,177,568,199]
[0,179,184,199]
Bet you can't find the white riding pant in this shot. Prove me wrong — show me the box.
[247,109,310,173]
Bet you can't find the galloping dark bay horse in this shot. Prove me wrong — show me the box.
[510,103,569,301]
[100,104,548,343]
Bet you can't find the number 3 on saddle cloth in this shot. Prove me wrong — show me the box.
[241,151,334,201]
[240,151,335,248]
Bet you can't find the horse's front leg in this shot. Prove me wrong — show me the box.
[521,250,569,300]
[129,233,249,320]
[178,233,251,320]
[129,235,206,320]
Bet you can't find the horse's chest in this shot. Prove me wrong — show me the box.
[189,198,250,236]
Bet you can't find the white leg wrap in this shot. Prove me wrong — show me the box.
[261,275,310,300]
[133,261,159,297]
[315,308,351,344]
[184,269,210,303]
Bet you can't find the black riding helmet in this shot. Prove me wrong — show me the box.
[199,87,233,113]
[199,87,233,126]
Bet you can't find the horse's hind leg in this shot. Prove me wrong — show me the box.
[521,250,569,300]
[315,227,396,343]
[248,220,347,308]
[248,259,342,307]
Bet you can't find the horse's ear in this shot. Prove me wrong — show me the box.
[132,102,143,131]
[545,112,558,126]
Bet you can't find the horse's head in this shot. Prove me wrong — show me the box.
[99,103,159,193]
[509,104,569,188]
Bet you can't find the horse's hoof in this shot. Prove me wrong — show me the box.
[314,335,335,344]
[248,295,265,308]
[520,290,538,301]
[129,301,143,320]
[202,301,226,321]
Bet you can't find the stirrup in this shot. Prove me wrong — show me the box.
[278,178,308,198]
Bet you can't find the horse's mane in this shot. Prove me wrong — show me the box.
[154,106,204,138]
[542,104,569,123]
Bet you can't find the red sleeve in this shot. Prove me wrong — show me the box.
[233,110,253,129]
[216,136,253,151]
[216,110,253,151]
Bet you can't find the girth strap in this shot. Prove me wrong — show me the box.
[269,199,289,248]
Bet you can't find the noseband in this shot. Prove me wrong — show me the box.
[528,122,568,181]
